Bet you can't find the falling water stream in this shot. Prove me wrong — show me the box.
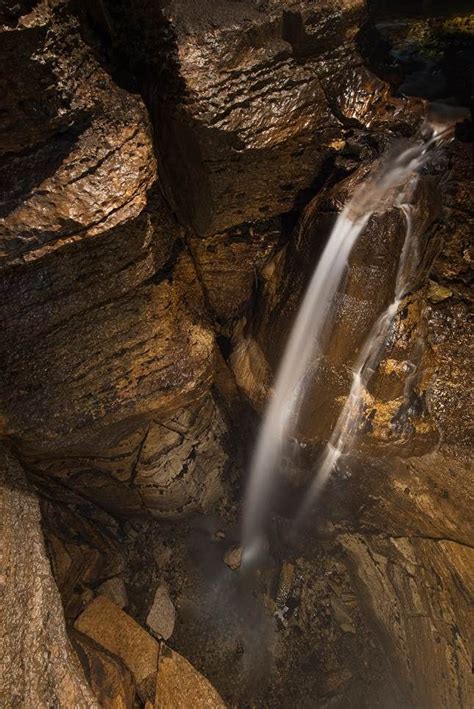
[241,116,459,567]
[297,198,419,519]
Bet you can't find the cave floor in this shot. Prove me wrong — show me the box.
[120,502,404,707]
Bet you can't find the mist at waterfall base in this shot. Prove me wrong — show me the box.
[240,111,463,571]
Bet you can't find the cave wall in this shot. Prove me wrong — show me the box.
[0,0,235,518]
[0,0,387,517]
[0,1,472,707]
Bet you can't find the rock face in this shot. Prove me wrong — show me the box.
[341,534,474,708]
[104,0,364,235]
[0,446,97,707]
[97,577,129,610]
[75,595,160,700]
[0,0,230,519]
[1,0,472,707]
[147,584,176,640]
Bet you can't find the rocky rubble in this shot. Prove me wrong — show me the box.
[74,594,225,707]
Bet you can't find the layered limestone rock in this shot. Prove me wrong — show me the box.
[94,0,405,337]
[225,59,472,709]
[0,0,230,518]
[102,0,363,235]
[71,631,136,709]
[341,534,474,708]
[1,1,472,707]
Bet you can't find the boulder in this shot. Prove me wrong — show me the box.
[71,630,136,709]
[75,595,159,684]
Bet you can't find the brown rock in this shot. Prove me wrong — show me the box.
[75,596,159,688]
[97,577,129,610]
[39,489,125,619]
[71,630,136,709]
[155,644,226,709]
[232,168,441,446]
[189,218,282,322]
[0,1,230,520]
[0,446,97,707]
[0,4,155,265]
[223,546,243,571]
[101,0,368,236]
[147,585,176,640]
[341,533,474,708]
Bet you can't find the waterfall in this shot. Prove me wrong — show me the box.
[241,120,456,568]
[297,198,419,519]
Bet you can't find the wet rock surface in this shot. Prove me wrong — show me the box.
[0,0,234,520]
[1,0,472,707]
[97,577,129,610]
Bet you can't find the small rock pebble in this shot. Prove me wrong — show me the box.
[223,546,242,570]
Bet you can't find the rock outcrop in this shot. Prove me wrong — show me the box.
[0,446,97,707]
[341,534,474,708]
[74,595,226,707]
[0,0,230,518]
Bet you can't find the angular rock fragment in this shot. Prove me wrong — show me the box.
[0,0,231,520]
[75,595,159,684]
[97,577,129,610]
[223,546,243,571]
[147,584,176,640]
[155,644,226,709]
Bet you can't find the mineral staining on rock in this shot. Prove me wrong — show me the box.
[75,596,160,690]
[0,0,472,707]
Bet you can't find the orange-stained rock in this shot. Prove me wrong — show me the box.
[155,645,226,709]
[71,630,136,709]
[75,596,159,687]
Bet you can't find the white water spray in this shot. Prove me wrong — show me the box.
[241,118,459,566]
[297,197,420,518]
